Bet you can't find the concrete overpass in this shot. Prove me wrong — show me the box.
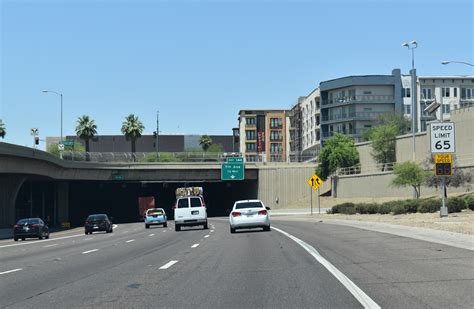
[0,142,314,228]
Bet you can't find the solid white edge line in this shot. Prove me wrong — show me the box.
[82,249,99,254]
[43,244,58,248]
[191,243,199,248]
[0,268,23,275]
[126,239,135,243]
[159,260,178,269]
[271,226,380,309]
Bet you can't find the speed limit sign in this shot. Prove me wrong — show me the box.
[430,122,455,153]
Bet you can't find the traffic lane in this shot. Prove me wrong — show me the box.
[24,218,362,308]
[0,222,170,271]
[0,222,209,308]
[272,219,474,309]
[0,227,85,244]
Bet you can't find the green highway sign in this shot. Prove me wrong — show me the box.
[226,157,244,163]
[62,140,74,146]
[221,162,244,180]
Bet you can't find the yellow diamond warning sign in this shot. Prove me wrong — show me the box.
[307,174,323,190]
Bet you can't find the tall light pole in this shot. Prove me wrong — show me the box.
[402,40,418,162]
[42,90,63,159]
[441,60,474,67]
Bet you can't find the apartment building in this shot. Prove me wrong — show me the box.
[319,69,403,142]
[289,98,303,161]
[300,88,321,155]
[238,109,290,162]
[402,75,474,131]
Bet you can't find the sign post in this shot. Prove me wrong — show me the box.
[307,174,324,216]
[430,123,455,217]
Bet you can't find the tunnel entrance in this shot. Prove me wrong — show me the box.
[69,180,258,226]
[15,180,56,225]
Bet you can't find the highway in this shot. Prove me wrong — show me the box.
[0,219,473,308]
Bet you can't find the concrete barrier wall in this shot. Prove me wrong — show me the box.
[257,164,316,209]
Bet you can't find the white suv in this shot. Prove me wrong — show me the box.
[174,196,208,231]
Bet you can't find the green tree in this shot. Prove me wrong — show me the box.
[207,143,224,153]
[392,161,430,199]
[121,114,145,155]
[370,124,397,167]
[315,133,359,180]
[75,115,98,153]
[199,135,213,152]
[362,112,410,141]
[0,119,5,139]
[47,141,85,159]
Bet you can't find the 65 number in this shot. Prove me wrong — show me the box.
[435,140,451,150]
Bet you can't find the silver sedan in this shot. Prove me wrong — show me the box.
[229,200,271,233]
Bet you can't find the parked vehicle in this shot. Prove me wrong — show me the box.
[145,208,167,228]
[174,187,208,231]
[13,218,50,241]
[229,200,271,233]
[84,214,113,234]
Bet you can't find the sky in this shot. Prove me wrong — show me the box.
[1,0,473,149]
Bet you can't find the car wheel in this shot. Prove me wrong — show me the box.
[45,234,50,239]
[14,237,18,242]
[38,234,43,240]
[175,225,181,232]
[163,223,167,228]
[230,226,236,234]
[110,228,113,233]
[264,226,271,232]
[203,223,208,230]
[22,237,26,241]
[145,224,149,229]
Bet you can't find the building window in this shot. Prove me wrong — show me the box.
[246,117,256,125]
[246,155,257,162]
[442,104,450,114]
[270,143,282,153]
[454,88,458,97]
[403,88,411,98]
[316,100,320,109]
[404,104,411,115]
[422,88,433,100]
[363,91,372,95]
[461,88,474,99]
[442,87,450,97]
[246,130,256,140]
[316,115,320,126]
[246,143,256,152]
[270,118,283,129]
[270,155,282,162]
[316,131,320,141]
[270,131,282,141]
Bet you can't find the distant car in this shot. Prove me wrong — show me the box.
[145,208,167,228]
[174,196,208,231]
[229,200,271,233]
[13,218,50,241]
[84,214,113,234]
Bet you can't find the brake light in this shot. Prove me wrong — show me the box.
[231,211,241,217]
[14,224,20,228]
[258,210,268,215]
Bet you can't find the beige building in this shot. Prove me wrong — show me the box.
[300,88,321,155]
[238,109,290,162]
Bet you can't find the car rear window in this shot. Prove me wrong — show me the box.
[88,215,106,220]
[177,198,189,208]
[17,219,29,224]
[235,202,264,209]
[147,209,163,215]
[190,197,203,207]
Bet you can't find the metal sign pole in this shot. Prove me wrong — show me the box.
[318,187,321,214]
[310,186,313,216]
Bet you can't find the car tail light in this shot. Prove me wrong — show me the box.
[231,211,241,217]
[101,220,107,224]
[258,210,268,215]
[14,224,20,228]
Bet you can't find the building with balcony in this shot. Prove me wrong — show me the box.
[402,75,474,131]
[300,88,321,157]
[319,69,403,142]
[238,109,290,162]
[289,97,304,162]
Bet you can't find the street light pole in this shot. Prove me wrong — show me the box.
[402,40,418,163]
[42,90,63,159]
[441,60,474,67]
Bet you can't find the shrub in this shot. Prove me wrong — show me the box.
[392,204,407,215]
[464,195,474,211]
[417,199,441,213]
[403,199,420,213]
[378,203,392,214]
[366,203,379,214]
[446,197,466,213]
[355,203,368,214]
[331,203,356,214]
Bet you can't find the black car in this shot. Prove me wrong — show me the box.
[13,218,50,241]
[84,214,113,234]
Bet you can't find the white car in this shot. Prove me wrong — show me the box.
[229,200,271,233]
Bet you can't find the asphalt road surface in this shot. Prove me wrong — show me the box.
[0,219,473,308]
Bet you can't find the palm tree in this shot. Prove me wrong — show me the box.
[121,114,145,155]
[0,119,5,140]
[75,115,98,152]
[199,135,213,152]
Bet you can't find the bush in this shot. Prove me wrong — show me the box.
[403,199,420,213]
[366,203,379,214]
[378,203,392,214]
[355,203,368,214]
[463,195,474,211]
[446,197,466,213]
[417,199,441,213]
[331,203,356,214]
[392,204,407,215]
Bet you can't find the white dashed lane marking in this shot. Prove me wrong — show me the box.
[191,244,199,248]
[125,239,135,243]
[149,234,155,236]
[43,244,58,248]
[0,268,23,275]
[204,235,210,238]
[159,260,178,270]
[82,249,99,254]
